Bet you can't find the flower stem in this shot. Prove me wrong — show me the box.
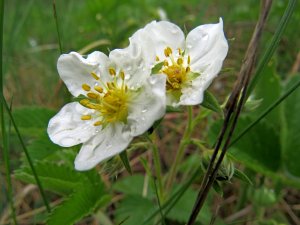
[146,134,163,200]
[166,106,193,191]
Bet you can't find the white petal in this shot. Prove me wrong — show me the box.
[74,124,133,171]
[57,51,111,97]
[109,41,153,87]
[130,21,185,62]
[186,18,228,73]
[178,60,224,106]
[47,102,98,147]
[127,75,166,136]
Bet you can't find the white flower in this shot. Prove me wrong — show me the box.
[128,18,228,106]
[47,48,166,171]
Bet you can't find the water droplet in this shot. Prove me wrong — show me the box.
[126,66,132,71]
[149,77,157,85]
[125,74,131,80]
[186,44,192,49]
[94,82,99,86]
[141,117,145,121]
[105,143,112,149]
[95,129,100,133]
[141,107,148,113]
[201,33,208,41]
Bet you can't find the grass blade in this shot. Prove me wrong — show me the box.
[231,77,300,147]
[246,0,297,98]
[0,0,18,224]
[0,95,51,213]
[53,0,63,54]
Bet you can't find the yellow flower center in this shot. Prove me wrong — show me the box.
[159,47,191,92]
[79,68,131,127]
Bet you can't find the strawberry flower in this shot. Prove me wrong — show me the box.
[48,47,166,171]
[129,18,228,106]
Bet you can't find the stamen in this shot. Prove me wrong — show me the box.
[86,103,97,109]
[186,67,191,73]
[91,72,100,80]
[188,55,191,64]
[93,121,102,126]
[80,99,90,105]
[94,86,103,93]
[177,58,183,65]
[82,83,91,91]
[87,92,99,99]
[164,47,172,57]
[120,71,125,80]
[178,48,182,55]
[81,115,92,120]
[164,61,169,67]
[156,56,160,61]
[109,67,116,76]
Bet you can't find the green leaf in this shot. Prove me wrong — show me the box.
[151,62,164,74]
[281,75,300,177]
[251,59,281,127]
[11,106,56,137]
[212,181,223,196]
[233,168,253,185]
[12,106,56,128]
[201,91,223,114]
[15,162,86,195]
[166,187,212,224]
[119,151,132,175]
[115,195,156,225]
[113,174,154,198]
[26,133,60,161]
[47,182,110,225]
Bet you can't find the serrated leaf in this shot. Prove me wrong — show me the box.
[26,133,60,161]
[115,195,156,225]
[113,174,155,199]
[15,162,86,195]
[12,106,56,128]
[166,187,211,224]
[119,151,132,175]
[201,91,222,114]
[47,182,109,225]
[233,168,253,185]
[11,106,56,137]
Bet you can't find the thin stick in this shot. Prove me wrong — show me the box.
[187,1,273,224]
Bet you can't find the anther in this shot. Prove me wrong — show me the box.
[164,47,172,57]
[91,72,100,80]
[94,86,103,93]
[93,121,102,126]
[87,92,99,99]
[119,71,125,80]
[155,56,160,61]
[82,83,91,91]
[178,48,182,55]
[186,67,191,73]
[164,61,169,67]
[81,115,92,120]
[177,58,183,65]
[80,99,90,105]
[188,55,191,64]
[109,67,116,76]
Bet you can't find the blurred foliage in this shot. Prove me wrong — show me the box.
[1,0,300,224]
